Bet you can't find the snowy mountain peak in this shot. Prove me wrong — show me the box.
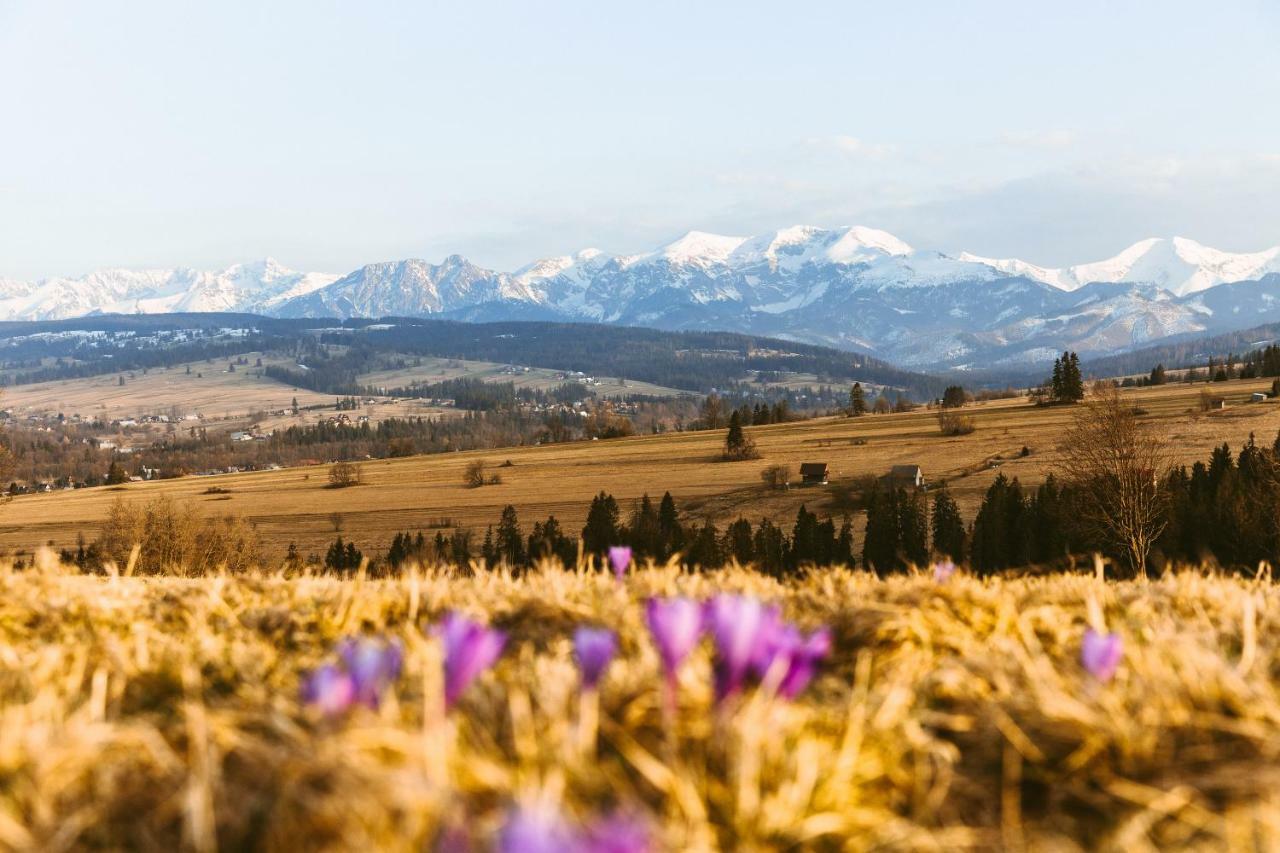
[962,236,1280,296]
[654,231,749,265]
[9,227,1280,371]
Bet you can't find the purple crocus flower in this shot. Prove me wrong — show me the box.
[932,559,957,582]
[608,546,633,579]
[437,612,507,708]
[300,663,356,717]
[1081,629,1123,682]
[644,597,704,679]
[583,811,652,853]
[777,627,832,699]
[573,626,618,690]
[705,594,780,700]
[337,636,404,708]
[497,804,578,853]
[752,622,832,699]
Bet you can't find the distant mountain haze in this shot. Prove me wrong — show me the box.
[7,227,1280,370]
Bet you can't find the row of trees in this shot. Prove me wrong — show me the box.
[370,492,862,577]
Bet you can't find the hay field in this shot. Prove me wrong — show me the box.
[1,557,1277,850]
[358,355,687,398]
[4,378,1280,558]
[0,353,460,431]
[0,353,335,421]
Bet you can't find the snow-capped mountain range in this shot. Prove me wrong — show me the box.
[7,227,1280,369]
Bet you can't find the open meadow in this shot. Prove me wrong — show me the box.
[357,355,687,399]
[1,556,1278,850]
[4,377,1279,562]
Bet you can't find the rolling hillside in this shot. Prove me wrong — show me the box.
[4,376,1277,560]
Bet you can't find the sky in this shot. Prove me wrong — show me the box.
[1,0,1279,279]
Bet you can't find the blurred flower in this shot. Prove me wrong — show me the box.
[645,597,704,679]
[497,804,578,853]
[438,612,507,708]
[1081,629,1123,682]
[752,620,832,699]
[300,663,356,717]
[777,626,832,699]
[608,546,632,579]
[932,559,957,582]
[706,594,779,699]
[434,823,472,853]
[573,626,618,690]
[583,811,652,853]
[337,636,404,708]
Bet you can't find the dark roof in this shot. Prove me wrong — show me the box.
[888,464,922,477]
[799,462,828,476]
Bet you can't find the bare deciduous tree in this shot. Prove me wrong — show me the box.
[1057,386,1169,577]
[327,460,362,488]
[760,464,791,490]
[464,459,488,488]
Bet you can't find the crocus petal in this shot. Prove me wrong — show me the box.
[573,626,618,690]
[608,546,633,578]
[497,804,579,853]
[644,597,704,677]
[301,663,356,717]
[438,612,507,708]
[932,560,957,582]
[339,636,404,708]
[706,595,779,700]
[583,811,652,853]
[1081,629,1123,682]
[778,627,832,699]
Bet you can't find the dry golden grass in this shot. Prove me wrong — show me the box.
[358,355,686,398]
[2,555,1279,850]
[5,378,1279,560]
[0,353,336,421]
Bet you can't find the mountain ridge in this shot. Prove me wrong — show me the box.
[6,227,1280,370]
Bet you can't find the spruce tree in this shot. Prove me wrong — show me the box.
[898,489,929,567]
[582,491,621,559]
[495,505,525,566]
[657,492,683,558]
[862,487,902,573]
[723,410,757,459]
[930,487,966,562]
[849,382,868,416]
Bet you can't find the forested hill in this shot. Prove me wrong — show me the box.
[0,313,944,399]
[327,318,944,398]
[1082,321,1280,378]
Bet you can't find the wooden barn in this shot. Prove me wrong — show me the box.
[798,462,829,485]
[882,464,925,489]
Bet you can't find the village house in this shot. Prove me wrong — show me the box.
[882,464,925,489]
[798,462,829,485]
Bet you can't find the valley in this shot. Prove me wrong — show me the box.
[5,376,1277,563]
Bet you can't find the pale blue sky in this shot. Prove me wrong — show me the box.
[2,0,1278,278]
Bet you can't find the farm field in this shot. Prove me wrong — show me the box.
[357,354,689,398]
[0,351,458,431]
[0,353,334,421]
[3,377,1279,561]
[1,560,1276,849]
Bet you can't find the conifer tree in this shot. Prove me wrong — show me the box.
[495,504,525,566]
[898,489,929,567]
[849,382,868,416]
[581,491,621,559]
[930,487,966,562]
[862,487,902,573]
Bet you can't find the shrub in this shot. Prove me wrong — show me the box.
[464,459,488,488]
[938,410,976,436]
[94,496,260,575]
[327,460,362,488]
[760,464,791,490]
